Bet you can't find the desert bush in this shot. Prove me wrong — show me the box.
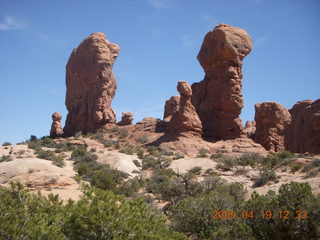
[173,152,184,160]
[188,166,202,175]
[236,152,263,167]
[210,153,223,160]
[235,167,249,175]
[103,139,114,147]
[117,176,146,197]
[136,134,149,143]
[146,145,159,155]
[0,183,187,240]
[119,129,128,139]
[92,130,105,143]
[244,182,320,240]
[133,159,141,168]
[2,141,12,146]
[119,145,134,155]
[216,156,235,171]
[253,169,276,187]
[290,162,302,172]
[135,147,144,159]
[304,169,319,178]
[197,148,209,158]
[70,145,88,159]
[302,158,320,172]
[0,155,13,162]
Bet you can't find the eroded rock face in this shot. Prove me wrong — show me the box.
[63,32,119,136]
[285,99,320,154]
[118,112,133,126]
[191,24,252,140]
[50,112,63,137]
[168,81,202,137]
[163,95,180,122]
[243,120,256,139]
[135,117,166,132]
[254,102,291,152]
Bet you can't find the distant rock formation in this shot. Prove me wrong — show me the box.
[192,24,252,140]
[135,117,166,132]
[254,102,291,152]
[168,81,202,138]
[163,96,180,122]
[118,112,133,126]
[285,99,320,154]
[50,112,63,137]
[63,32,119,136]
[243,120,256,139]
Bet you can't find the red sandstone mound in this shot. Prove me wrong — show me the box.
[285,99,320,154]
[50,112,63,137]
[254,102,291,152]
[243,120,256,139]
[163,96,180,122]
[168,81,202,138]
[118,112,133,126]
[63,32,119,136]
[191,24,252,140]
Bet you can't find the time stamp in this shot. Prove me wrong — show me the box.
[211,210,310,220]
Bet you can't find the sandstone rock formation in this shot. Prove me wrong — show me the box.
[191,24,252,140]
[168,81,202,137]
[254,102,291,152]
[63,32,119,136]
[135,117,166,132]
[243,120,256,139]
[285,99,320,154]
[50,112,63,137]
[163,96,180,122]
[118,112,133,126]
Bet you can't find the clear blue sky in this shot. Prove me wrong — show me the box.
[0,0,319,144]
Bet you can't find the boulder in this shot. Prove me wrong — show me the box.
[254,102,291,152]
[118,112,133,126]
[191,24,252,140]
[50,112,63,137]
[63,32,119,136]
[168,81,202,138]
[285,99,320,154]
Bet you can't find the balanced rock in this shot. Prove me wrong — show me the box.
[63,32,119,136]
[168,81,202,137]
[285,99,320,154]
[163,95,180,122]
[254,102,291,152]
[50,112,63,137]
[118,112,133,126]
[191,24,252,139]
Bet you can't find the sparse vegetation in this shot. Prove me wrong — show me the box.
[136,134,149,143]
[173,152,184,160]
[188,166,202,175]
[216,155,235,171]
[253,169,276,187]
[2,141,12,146]
[197,147,209,158]
[133,159,141,168]
[0,155,13,162]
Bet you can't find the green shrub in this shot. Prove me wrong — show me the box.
[0,183,187,240]
[253,169,276,187]
[0,155,13,162]
[302,158,320,172]
[133,159,141,168]
[236,152,263,167]
[216,156,235,171]
[119,129,128,139]
[244,182,320,240]
[188,166,202,175]
[173,152,184,160]
[290,162,302,172]
[71,145,88,159]
[197,148,209,158]
[136,134,149,143]
[119,146,134,155]
[2,141,12,146]
[210,153,223,160]
[135,147,144,159]
[103,139,114,147]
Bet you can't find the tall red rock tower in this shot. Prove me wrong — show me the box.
[192,24,252,140]
[63,33,119,136]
